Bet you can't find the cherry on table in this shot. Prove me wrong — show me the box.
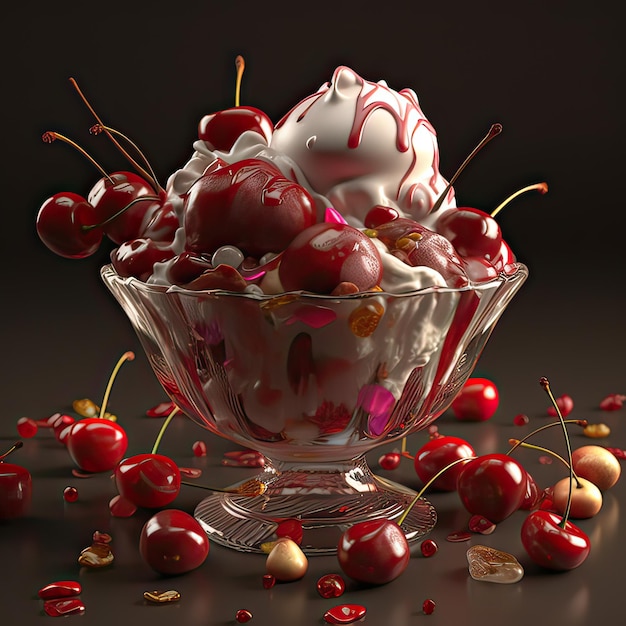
[451,377,499,421]
[413,435,476,492]
[0,441,32,520]
[67,418,128,473]
[456,453,527,523]
[337,519,409,585]
[115,453,181,509]
[139,509,209,575]
[521,510,590,571]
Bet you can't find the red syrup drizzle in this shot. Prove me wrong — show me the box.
[275,67,442,204]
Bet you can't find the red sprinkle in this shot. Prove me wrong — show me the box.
[43,598,86,617]
[468,515,496,535]
[146,401,177,417]
[547,394,574,417]
[422,599,436,615]
[599,394,626,411]
[38,581,82,600]
[16,417,38,438]
[235,609,253,623]
[420,539,438,557]
[63,486,79,503]
[192,440,207,457]
[262,574,276,589]
[513,413,529,426]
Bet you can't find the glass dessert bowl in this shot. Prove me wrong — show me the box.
[102,262,527,554]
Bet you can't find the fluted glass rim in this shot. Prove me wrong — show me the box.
[100,262,529,300]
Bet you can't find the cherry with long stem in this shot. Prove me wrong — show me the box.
[431,123,502,213]
[519,378,591,570]
[69,77,160,191]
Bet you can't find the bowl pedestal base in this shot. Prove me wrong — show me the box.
[194,454,437,555]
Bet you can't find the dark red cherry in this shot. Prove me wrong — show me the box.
[66,418,128,473]
[36,192,103,259]
[337,519,409,585]
[198,106,273,151]
[139,199,180,242]
[374,218,469,287]
[521,510,590,570]
[88,171,157,244]
[163,251,214,285]
[456,453,527,523]
[110,238,176,282]
[139,509,209,575]
[413,435,476,492]
[278,222,383,294]
[184,158,316,258]
[114,453,181,508]
[451,377,499,421]
[0,443,32,520]
[364,205,399,228]
[436,207,502,261]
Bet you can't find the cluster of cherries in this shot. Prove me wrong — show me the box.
[4,350,625,613]
[36,65,547,298]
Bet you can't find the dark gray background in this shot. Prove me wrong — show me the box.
[2,1,625,624]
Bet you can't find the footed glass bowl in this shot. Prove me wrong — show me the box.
[102,263,527,554]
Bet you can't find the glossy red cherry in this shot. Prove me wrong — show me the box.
[88,171,157,244]
[36,192,103,259]
[138,199,179,242]
[0,442,32,520]
[279,222,383,294]
[139,509,209,575]
[66,418,128,473]
[364,205,399,228]
[110,238,176,282]
[114,453,181,509]
[198,106,273,151]
[161,251,214,286]
[374,217,469,287]
[451,377,499,421]
[521,510,590,570]
[337,519,409,585]
[184,158,316,259]
[456,453,527,522]
[436,207,502,261]
[413,435,475,492]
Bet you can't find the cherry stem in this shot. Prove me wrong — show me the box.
[540,377,574,527]
[99,351,135,419]
[509,439,582,487]
[490,182,548,219]
[506,419,587,455]
[401,437,407,454]
[82,195,161,232]
[41,131,114,184]
[396,456,476,527]
[150,405,181,455]
[90,124,162,192]
[431,123,503,213]
[234,55,245,107]
[181,478,266,497]
[0,441,23,462]
[68,77,157,189]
